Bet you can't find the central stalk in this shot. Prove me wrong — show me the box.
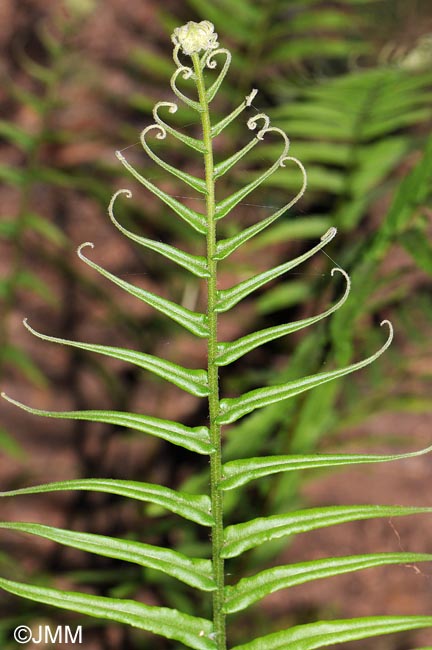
[192,53,226,649]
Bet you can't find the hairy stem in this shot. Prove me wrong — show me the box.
[192,53,226,648]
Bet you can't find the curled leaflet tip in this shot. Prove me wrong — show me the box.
[330,268,351,302]
[77,242,94,259]
[109,190,132,219]
[247,113,271,139]
[141,124,166,142]
[330,267,350,283]
[110,189,132,203]
[377,320,394,349]
[22,319,41,337]
[1,392,11,404]
[1,392,21,407]
[380,319,393,334]
[1,393,31,411]
[321,226,337,241]
[153,101,178,119]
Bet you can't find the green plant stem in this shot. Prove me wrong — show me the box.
[192,53,226,649]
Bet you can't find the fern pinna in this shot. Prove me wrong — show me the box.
[1,21,432,650]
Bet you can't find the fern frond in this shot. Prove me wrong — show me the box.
[2,18,431,650]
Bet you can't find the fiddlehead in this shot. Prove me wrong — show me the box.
[140,123,206,193]
[204,48,232,102]
[170,65,201,112]
[215,118,291,220]
[153,101,206,152]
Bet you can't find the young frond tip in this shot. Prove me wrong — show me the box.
[172,21,219,56]
[1,18,421,650]
[1,393,29,414]
[77,241,94,259]
[322,226,337,240]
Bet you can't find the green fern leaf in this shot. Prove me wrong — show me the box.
[140,125,207,193]
[230,616,432,650]
[222,504,432,558]
[109,190,209,277]
[152,101,207,152]
[224,551,432,613]
[218,321,392,424]
[77,242,209,337]
[220,443,432,490]
[213,158,307,260]
[2,393,213,454]
[0,477,213,525]
[215,267,349,365]
[23,319,208,396]
[0,522,215,591]
[215,228,337,312]
[0,578,216,650]
[116,151,207,233]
